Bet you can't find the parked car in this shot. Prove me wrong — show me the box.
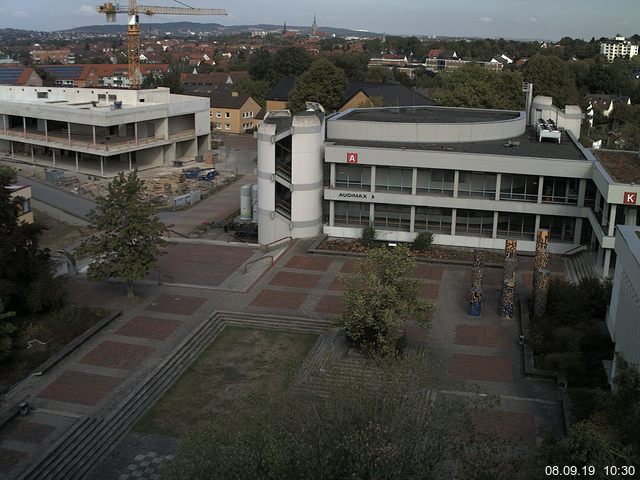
[182,167,201,179]
[197,168,218,182]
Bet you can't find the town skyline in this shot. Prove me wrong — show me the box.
[0,0,639,40]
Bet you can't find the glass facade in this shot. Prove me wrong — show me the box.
[335,164,371,190]
[542,177,579,205]
[414,207,452,233]
[416,169,454,196]
[334,201,369,226]
[500,174,539,202]
[373,203,411,231]
[456,209,494,237]
[496,213,536,240]
[539,215,576,242]
[375,167,413,193]
[457,171,497,199]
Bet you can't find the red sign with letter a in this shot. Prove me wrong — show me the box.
[623,192,637,205]
[346,152,358,164]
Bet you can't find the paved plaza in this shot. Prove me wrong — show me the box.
[0,236,567,478]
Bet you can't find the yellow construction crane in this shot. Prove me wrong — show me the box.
[97,1,227,89]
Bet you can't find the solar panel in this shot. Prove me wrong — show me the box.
[38,65,84,80]
[0,68,23,85]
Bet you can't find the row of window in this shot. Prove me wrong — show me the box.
[334,165,580,205]
[213,111,256,119]
[213,123,231,131]
[333,201,576,241]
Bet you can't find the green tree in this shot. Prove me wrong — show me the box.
[0,302,17,361]
[0,166,62,316]
[522,55,580,107]
[79,171,166,298]
[438,65,524,110]
[272,46,312,78]
[164,356,521,480]
[328,52,371,81]
[287,58,348,113]
[338,244,433,356]
[364,66,394,84]
[248,48,274,82]
[236,78,271,108]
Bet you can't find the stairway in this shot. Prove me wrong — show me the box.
[565,251,598,284]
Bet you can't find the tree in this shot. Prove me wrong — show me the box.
[287,58,348,113]
[272,46,312,78]
[364,66,394,84]
[79,171,166,298]
[522,55,580,107]
[338,244,433,356]
[164,356,521,480]
[438,65,524,110]
[0,166,62,316]
[0,302,17,361]
[248,48,274,82]
[236,78,271,107]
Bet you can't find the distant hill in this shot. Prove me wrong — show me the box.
[58,21,380,38]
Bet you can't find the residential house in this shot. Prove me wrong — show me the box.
[339,82,436,111]
[36,65,99,87]
[209,91,261,134]
[587,94,631,117]
[30,48,74,64]
[0,67,43,87]
[8,184,33,224]
[265,76,296,112]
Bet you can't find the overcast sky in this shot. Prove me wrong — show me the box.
[0,0,638,40]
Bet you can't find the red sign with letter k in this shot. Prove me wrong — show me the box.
[624,192,637,205]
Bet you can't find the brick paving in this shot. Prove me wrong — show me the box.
[421,283,440,299]
[285,255,332,271]
[0,448,27,473]
[0,422,56,444]
[145,294,207,316]
[80,341,155,370]
[464,268,503,285]
[414,264,444,281]
[250,289,307,310]
[328,276,346,292]
[153,244,256,286]
[454,324,512,348]
[115,316,183,341]
[37,370,123,406]
[269,271,322,289]
[451,353,514,383]
[473,410,537,442]
[340,259,357,273]
[314,295,344,315]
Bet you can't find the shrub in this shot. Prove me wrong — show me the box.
[412,231,434,252]
[360,224,377,248]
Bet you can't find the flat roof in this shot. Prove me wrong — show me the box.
[337,106,521,124]
[591,150,640,184]
[329,129,586,161]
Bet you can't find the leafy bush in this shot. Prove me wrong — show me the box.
[412,231,434,252]
[360,224,377,248]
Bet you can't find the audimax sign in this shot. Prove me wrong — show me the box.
[337,192,370,199]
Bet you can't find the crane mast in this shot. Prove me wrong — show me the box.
[97,1,228,89]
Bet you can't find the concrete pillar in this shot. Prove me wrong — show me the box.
[451,209,457,236]
[92,125,96,147]
[495,173,501,201]
[30,145,34,163]
[330,163,335,188]
[492,211,498,238]
[10,141,14,157]
[603,249,612,278]
[577,179,586,207]
[537,175,544,203]
[369,203,374,223]
[329,200,334,227]
[75,151,79,172]
[595,190,602,213]
[534,214,541,234]
[608,204,617,236]
[453,170,459,198]
[370,165,376,193]
[573,217,583,245]
[44,119,48,143]
[67,122,72,145]
[22,117,26,137]
[2,114,6,133]
[601,201,608,227]
[129,152,132,171]
[410,205,416,233]
[134,123,139,146]
[625,206,638,226]
[52,148,56,167]
[411,168,417,195]
[100,156,104,177]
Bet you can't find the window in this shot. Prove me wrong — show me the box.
[539,216,575,243]
[334,201,369,226]
[500,174,539,202]
[457,171,497,199]
[225,112,230,118]
[456,209,494,237]
[375,167,413,193]
[249,111,254,117]
[496,213,536,240]
[415,207,452,234]
[373,204,411,231]
[108,94,117,101]
[416,169,454,196]
[225,124,230,130]
[335,165,371,190]
[98,94,106,101]
[216,112,222,118]
[542,177,578,205]
[37,91,48,99]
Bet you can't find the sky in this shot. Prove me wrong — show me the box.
[0,0,639,40]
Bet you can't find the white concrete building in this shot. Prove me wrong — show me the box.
[0,86,211,177]
[600,35,639,62]
[256,104,325,245]
[607,225,640,375]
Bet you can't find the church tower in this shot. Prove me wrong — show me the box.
[311,14,318,35]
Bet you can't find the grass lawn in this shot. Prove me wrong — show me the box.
[134,326,317,438]
[33,208,89,251]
